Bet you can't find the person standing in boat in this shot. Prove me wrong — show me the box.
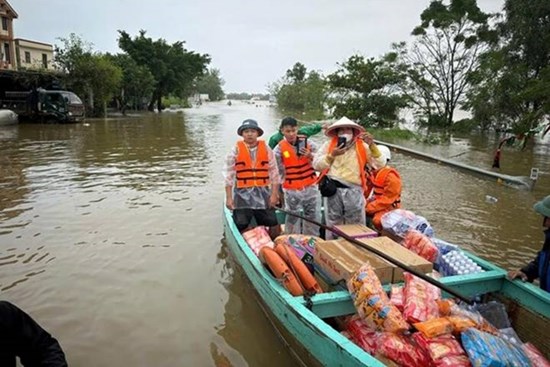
[313,117,382,239]
[364,145,402,230]
[268,118,328,149]
[508,195,550,293]
[273,117,320,236]
[223,119,281,238]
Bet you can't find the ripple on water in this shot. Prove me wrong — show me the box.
[0,245,54,292]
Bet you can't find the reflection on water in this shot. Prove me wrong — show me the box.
[0,102,548,366]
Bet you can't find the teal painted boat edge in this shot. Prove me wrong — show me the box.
[501,278,550,319]
[222,206,385,367]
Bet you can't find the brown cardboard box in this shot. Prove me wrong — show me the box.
[314,239,395,285]
[333,224,378,239]
[358,236,433,282]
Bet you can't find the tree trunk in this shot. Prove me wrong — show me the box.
[156,94,162,112]
[148,90,157,111]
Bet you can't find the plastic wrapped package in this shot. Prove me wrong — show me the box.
[432,238,459,270]
[450,303,499,335]
[402,273,441,323]
[436,299,455,316]
[447,316,477,333]
[402,230,439,262]
[413,333,468,365]
[414,317,453,338]
[461,328,531,367]
[523,342,550,367]
[498,327,522,345]
[345,315,380,354]
[473,301,511,330]
[242,226,274,256]
[390,285,404,311]
[347,264,386,306]
[348,264,409,333]
[380,209,434,237]
[378,332,430,367]
[435,355,472,367]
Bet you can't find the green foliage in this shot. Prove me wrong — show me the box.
[369,128,417,141]
[107,53,155,112]
[395,0,491,129]
[195,68,225,101]
[272,62,326,114]
[326,55,407,128]
[118,30,210,111]
[467,0,550,135]
[55,34,122,117]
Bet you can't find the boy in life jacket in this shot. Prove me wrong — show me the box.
[223,119,281,238]
[365,145,402,230]
[273,117,320,236]
[313,117,382,239]
[508,195,550,293]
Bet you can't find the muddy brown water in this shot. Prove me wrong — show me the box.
[0,101,548,366]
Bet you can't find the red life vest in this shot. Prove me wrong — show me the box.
[235,140,271,189]
[278,139,317,190]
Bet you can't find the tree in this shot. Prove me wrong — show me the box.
[271,62,326,114]
[118,30,211,112]
[467,0,550,135]
[195,68,225,101]
[395,0,491,129]
[326,54,407,128]
[55,34,122,117]
[107,53,155,113]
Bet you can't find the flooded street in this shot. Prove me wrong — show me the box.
[0,102,549,366]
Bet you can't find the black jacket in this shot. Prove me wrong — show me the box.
[521,229,550,292]
[0,301,67,367]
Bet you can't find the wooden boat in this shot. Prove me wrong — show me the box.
[222,206,550,366]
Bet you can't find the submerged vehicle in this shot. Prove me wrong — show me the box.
[0,88,85,123]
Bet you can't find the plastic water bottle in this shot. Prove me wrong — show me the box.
[485,195,498,204]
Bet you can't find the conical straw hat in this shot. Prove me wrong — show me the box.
[325,116,365,137]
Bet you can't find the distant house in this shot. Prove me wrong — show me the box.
[0,0,54,71]
[15,38,54,70]
[199,93,210,102]
[0,0,18,70]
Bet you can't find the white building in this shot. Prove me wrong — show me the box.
[15,38,54,70]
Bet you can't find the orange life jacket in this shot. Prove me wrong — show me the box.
[318,137,369,194]
[367,166,402,207]
[366,166,402,229]
[235,140,271,189]
[278,139,317,190]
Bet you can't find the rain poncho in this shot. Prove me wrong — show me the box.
[274,140,320,236]
[222,141,280,209]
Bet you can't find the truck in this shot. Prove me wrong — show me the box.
[0,88,85,123]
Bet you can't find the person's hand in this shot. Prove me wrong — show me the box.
[507,270,528,282]
[300,147,313,159]
[321,122,330,132]
[226,197,234,210]
[269,193,279,208]
[361,132,374,145]
[330,146,346,157]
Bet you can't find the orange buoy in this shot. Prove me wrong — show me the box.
[275,244,323,295]
[260,247,304,296]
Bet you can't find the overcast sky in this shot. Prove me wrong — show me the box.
[13,0,503,93]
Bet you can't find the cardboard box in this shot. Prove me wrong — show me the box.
[358,236,433,282]
[333,224,378,239]
[314,239,395,285]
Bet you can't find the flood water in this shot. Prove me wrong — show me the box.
[0,101,548,366]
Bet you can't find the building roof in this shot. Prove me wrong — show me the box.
[15,38,53,48]
[0,0,19,18]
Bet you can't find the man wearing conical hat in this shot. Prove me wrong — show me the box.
[313,117,383,237]
[508,195,550,292]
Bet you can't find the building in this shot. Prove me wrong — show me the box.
[15,38,54,70]
[0,0,54,71]
[0,0,17,70]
